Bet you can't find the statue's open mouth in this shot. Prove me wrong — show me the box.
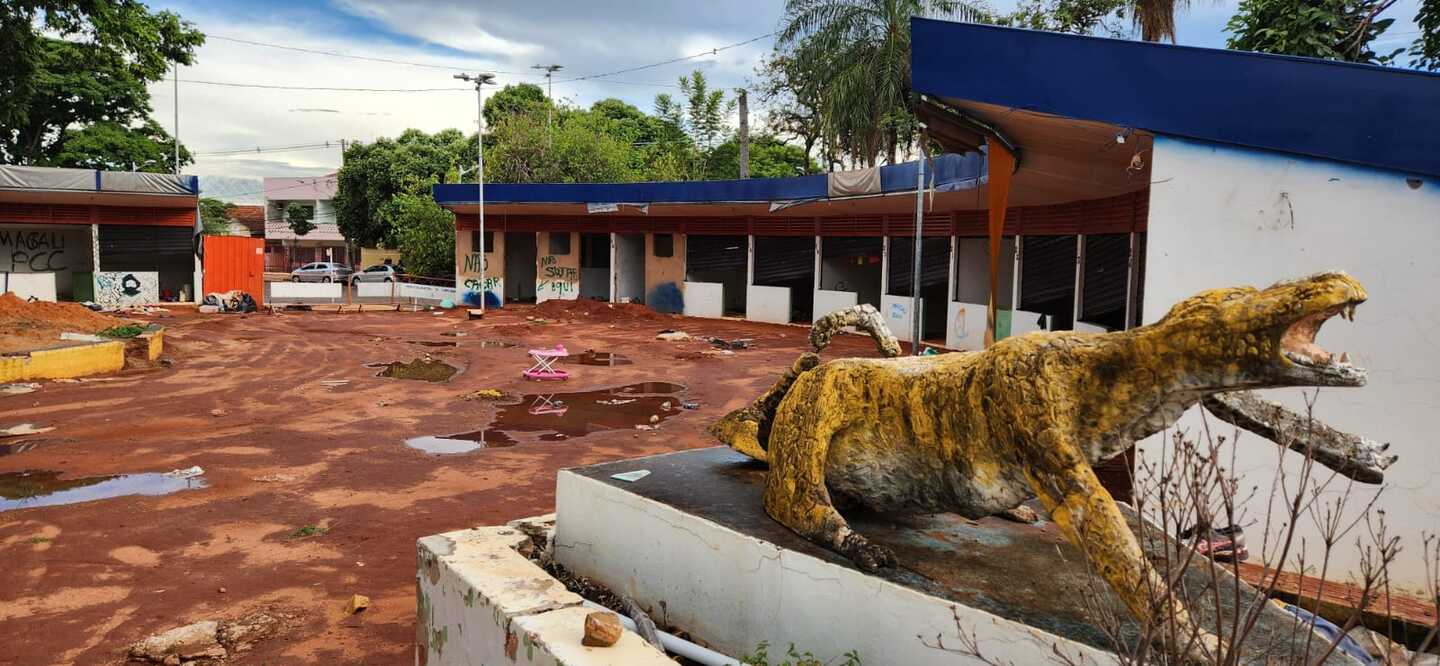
[1279,299,1366,386]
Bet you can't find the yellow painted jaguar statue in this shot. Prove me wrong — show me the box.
[710,272,1394,660]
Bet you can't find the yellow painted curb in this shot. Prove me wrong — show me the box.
[0,340,126,382]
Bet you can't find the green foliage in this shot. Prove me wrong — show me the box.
[1,3,203,164]
[742,641,862,666]
[44,119,192,173]
[709,136,819,179]
[755,53,825,172]
[654,70,736,153]
[333,129,474,248]
[488,106,640,184]
[1225,0,1404,64]
[483,83,549,127]
[199,197,237,236]
[98,324,146,338]
[778,0,984,167]
[997,0,1128,36]
[289,524,329,539]
[286,203,316,237]
[1412,0,1440,70]
[393,194,456,278]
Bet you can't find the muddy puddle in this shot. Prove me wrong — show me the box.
[567,350,633,366]
[406,382,685,453]
[372,359,460,382]
[0,470,206,512]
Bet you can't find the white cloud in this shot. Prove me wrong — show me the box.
[332,0,543,58]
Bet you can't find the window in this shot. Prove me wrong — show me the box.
[471,230,495,252]
[653,233,674,258]
[548,232,571,255]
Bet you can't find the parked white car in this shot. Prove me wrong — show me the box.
[350,264,405,284]
[289,262,354,283]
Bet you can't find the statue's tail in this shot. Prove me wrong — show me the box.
[709,305,901,462]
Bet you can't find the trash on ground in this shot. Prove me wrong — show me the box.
[1,383,40,396]
[318,379,350,386]
[129,620,225,664]
[201,290,258,313]
[345,594,370,614]
[209,408,228,417]
[706,336,753,349]
[461,389,504,401]
[610,470,651,483]
[0,423,54,437]
[655,330,692,342]
[596,398,636,406]
[164,466,205,479]
[681,401,700,410]
[59,332,107,342]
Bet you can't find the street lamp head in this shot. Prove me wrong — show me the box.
[531,64,563,75]
[454,72,497,86]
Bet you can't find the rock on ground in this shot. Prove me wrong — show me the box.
[128,620,225,663]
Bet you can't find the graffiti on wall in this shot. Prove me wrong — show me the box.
[536,255,578,301]
[458,252,502,307]
[1,228,82,273]
[95,271,158,307]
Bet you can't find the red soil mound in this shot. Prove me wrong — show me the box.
[529,299,672,324]
[0,292,133,353]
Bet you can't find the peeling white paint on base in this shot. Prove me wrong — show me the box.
[415,524,672,666]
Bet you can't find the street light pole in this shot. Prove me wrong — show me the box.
[454,72,496,314]
[531,64,562,144]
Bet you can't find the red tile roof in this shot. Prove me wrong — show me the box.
[227,205,265,236]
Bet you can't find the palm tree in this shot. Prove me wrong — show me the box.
[1129,0,1188,42]
[778,0,984,167]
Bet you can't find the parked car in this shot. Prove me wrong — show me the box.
[351,264,405,284]
[289,262,354,283]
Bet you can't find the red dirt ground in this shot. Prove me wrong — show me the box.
[0,301,892,664]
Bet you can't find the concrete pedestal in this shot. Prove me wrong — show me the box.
[554,447,1356,665]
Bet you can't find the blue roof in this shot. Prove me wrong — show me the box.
[432,153,984,205]
[910,18,1440,178]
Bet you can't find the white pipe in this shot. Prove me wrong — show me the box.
[581,600,740,666]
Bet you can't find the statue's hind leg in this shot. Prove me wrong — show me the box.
[762,375,896,571]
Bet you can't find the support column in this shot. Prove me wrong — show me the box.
[1072,235,1086,328]
[879,237,890,296]
[746,235,755,286]
[609,232,618,303]
[1124,231,1140,329]
[1011,235,1023,317]
[813,236,822,292]
[947,235,958,302]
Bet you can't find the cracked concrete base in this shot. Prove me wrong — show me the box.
[415,525,671,666]
[554,450,1118,666]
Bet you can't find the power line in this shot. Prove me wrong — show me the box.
[204,34,539,77]
[182,78,471,93]
[555,32,775,85]
[194,141,345,157]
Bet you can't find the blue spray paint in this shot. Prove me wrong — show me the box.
[647,282,684,314]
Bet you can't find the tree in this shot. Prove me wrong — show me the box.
[708,136,820,179]
[488,105,640,184]
[654,70,736,153]
[754,53,827,172]
[44,119,192,172]
[483,83,549,127]
[286,203,316,237]
[393,194,456,278]
[777,0,983,167]
[1409,0,1439,70]
[333,129,473,248]
[199,197,236,236]
[1225,0,1405,64]
[1,3,203,164]
[997,0,1128,36]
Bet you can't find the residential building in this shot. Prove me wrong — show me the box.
[263,174,350,271]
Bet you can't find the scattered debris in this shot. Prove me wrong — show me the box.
[251,474,296,483]
[467,309,484,320]
[706,336,753,350]
[0,383,40,396]
[581,611,623,647]
[201,290,258,313]
[681,401,700,410]
[655,330,692,342]
[165,466,204,479]
[648,415,659,424]
[610,470,651,483]
[209,408,228,418]
[596,398,636,406]
[344,594,370,615]
[634,424,656,431]
[128,620,225,664]
[318,379,350,387]
[59,332,107,342]
[460,388,504,401]
[701,349,736,357]
[0,423,54,437]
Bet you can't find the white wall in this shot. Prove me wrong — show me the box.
[1145,136,1440,590]
[683,281,724,319]
[813,289,858,322]
[881,294,915,342]
[1,272,57,302]
[746,285,790,324]
[269,281,342,301]
[955,237,1015,307]
[946,301,987,351]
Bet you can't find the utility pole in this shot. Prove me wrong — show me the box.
[737,88,750,178]
[454,72,496,314]
[531,64,563,145]
[911,133,927,355]
[173,62,180,174]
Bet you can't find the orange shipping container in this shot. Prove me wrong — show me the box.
[202,235,265,306]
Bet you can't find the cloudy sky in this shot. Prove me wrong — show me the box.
[145,0,1424,192]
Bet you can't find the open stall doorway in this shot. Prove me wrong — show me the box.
[578,233,610,301]
[685,235,748,316]
[754,235,816,324]
[504,232,537,303]
[887,236,951,343]
[614,233,646,304]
